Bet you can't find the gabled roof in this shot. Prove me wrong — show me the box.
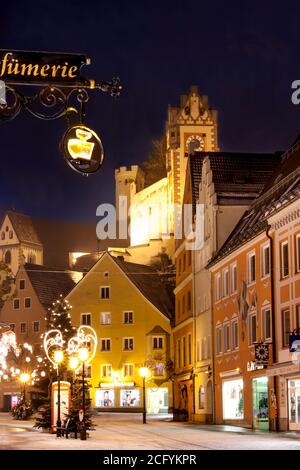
[146,325,170,336]
[208,141,300,267]
[24,263,82,309]
[4,211,42,246]
[189,151,282,210]
[111,255,174,320]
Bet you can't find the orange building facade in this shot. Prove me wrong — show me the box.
[210,233,277,430]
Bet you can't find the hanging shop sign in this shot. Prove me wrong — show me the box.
[61,124,104,175]
[255,343,269,364]
[0,50,91,87]
[247,361,266,372]
[289,333,300,352]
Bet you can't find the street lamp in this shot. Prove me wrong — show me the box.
[53,349,64,438]
[19,372,30,402]
[139,367,149,424]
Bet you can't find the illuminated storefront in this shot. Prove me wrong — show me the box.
[288,379,300,431]
[146,387,168,414]
[252,376,269,430]
[222,378,244,420]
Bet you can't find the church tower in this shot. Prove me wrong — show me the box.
[166,86,219,233]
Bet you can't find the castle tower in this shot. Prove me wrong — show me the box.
[166,86,219,233]
[115,165,145,241]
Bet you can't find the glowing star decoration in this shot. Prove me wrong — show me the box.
[67,325,97,371]
[43,329,64,369]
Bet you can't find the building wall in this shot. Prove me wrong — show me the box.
[211,233,276,429]
[66,253,172,411]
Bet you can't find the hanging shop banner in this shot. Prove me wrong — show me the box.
[289,334,300,352]
[0,50,91,86]
[51,381,71,433]
[255,343,269,363]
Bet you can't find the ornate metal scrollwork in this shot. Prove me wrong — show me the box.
[0,77,122,122]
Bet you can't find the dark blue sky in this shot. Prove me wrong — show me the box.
[1,1,300,221]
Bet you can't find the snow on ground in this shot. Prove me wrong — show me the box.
[1,412,300,450]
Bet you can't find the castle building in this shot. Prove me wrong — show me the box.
[114,86,219,264]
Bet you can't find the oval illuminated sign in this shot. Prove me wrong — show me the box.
[61,124,104,175]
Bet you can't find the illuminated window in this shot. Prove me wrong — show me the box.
[123,363,134,377]
[199,386,205,409]
[100,312,111,325]
[101,364,112,377]
[153,363,164,377]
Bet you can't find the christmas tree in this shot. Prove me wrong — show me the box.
[34,295,76,429]
[64,371,94,434]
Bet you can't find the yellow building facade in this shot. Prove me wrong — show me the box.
[66,252,174,414]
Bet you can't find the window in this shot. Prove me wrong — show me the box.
[248,252,256,283]
[216,325,222,354]
[152,336,164,350]
[224,322,230,352]
[201,337,207,360]
[262,308,272,341]
[100,312,111,325]
[13,299,20,309]
[248,312,257,345]
[19,279,25,290]
[222,379,244,420]
[81,313,91,325]
[296,235,300,273]
[10,323,15,332]
[296,305,300,330]
[4,250,11,264]
[232,318,239,350]
[123,337,134,351]
[9,230,13,239]
[123,363,134,377]
[187,291,192,311]
[216,273,221,301]
[281,241,289,278]
[230,264,237,294]
[100,338,111,352]
[153,363,164,377]
[20,322,27,333]
[101,364,112,377]
[24,298,31,309]
[33,321,40,332]
[100,286,110,299]
[222,269,229,297]
[261,245,270,277]
[282,309,290,348]
[123,311,134,324]
[177,339,181,368]
[188,334,192,365]
[199,386,205,409]
[183,336,186,367]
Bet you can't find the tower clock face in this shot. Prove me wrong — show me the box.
[186,134,205,153]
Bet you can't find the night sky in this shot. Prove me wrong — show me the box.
[1,1,300,222]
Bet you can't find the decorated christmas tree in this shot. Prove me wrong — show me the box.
[64,371,94,433]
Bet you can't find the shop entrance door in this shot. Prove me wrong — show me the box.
[252,377,269,430]
[288,379,300,430]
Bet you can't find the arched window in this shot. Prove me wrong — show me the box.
[4,250,11,265]
[199,385,205,409]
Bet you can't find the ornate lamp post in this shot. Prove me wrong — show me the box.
[139,367,149,424]
[67,326,97,440]
[53,349,64,437]
[43,329,64,437]
[19,372,30,402]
